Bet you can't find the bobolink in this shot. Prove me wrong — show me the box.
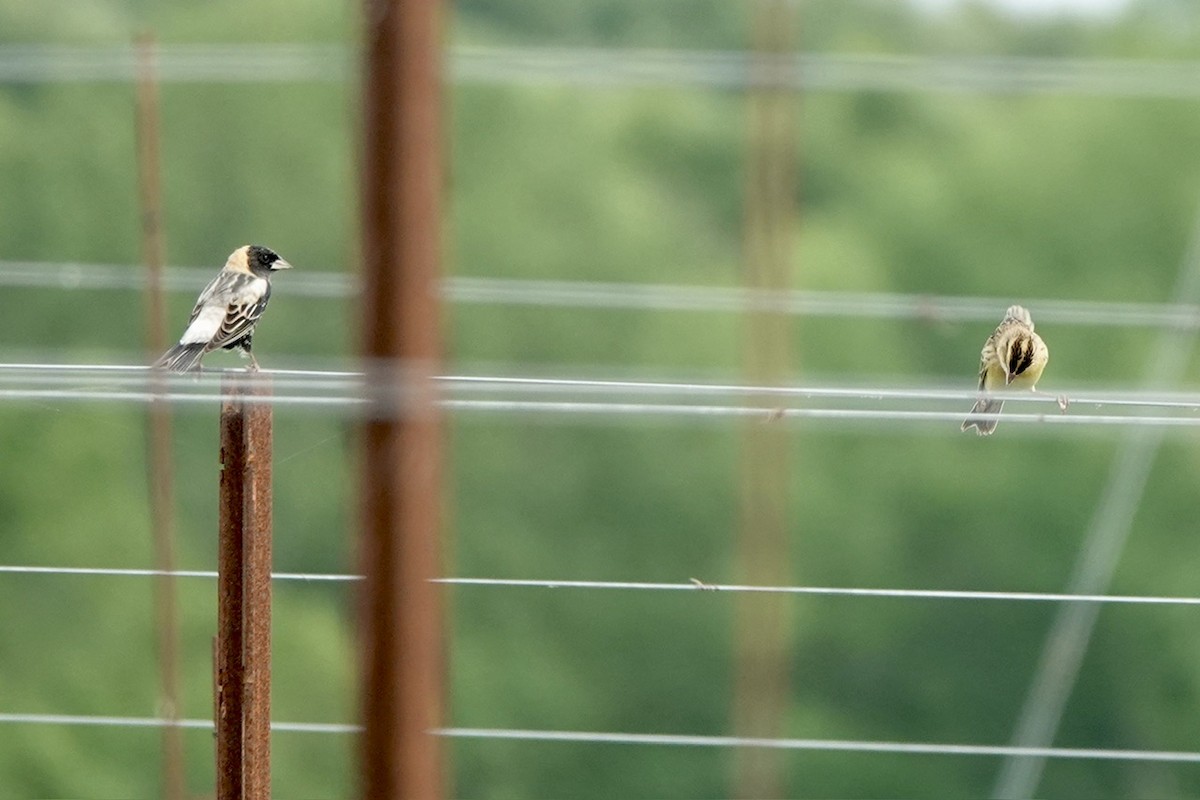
[961,304,1048,436]
[154,245,292,372]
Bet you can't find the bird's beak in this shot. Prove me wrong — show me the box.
[1005,371,1015,386]
[272,258,293,271]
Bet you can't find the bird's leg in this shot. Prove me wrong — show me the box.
[1031,385,1070,412]
[246,351,261,372]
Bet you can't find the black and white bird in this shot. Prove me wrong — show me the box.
[154,245,292,372]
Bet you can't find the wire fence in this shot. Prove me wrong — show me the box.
[4,364,1200,431]
[5,712,1200,766]
[6,266,1200,774]
[8,565,1200,606]
[6,9,1200,799]
[4,713,1200,767]
[4,44,1200,97]
[7,259,1200,328]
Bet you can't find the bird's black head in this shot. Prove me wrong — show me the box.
[245,245,293,277]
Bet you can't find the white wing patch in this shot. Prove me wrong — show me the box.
[180,305,227,345]
[231,276,270,306]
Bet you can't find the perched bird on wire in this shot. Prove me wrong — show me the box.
[961,304,1049,436]
[153,245,292,373]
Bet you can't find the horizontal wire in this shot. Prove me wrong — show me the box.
[0,712,358,734]
[4,363,1200,408]
[443,401,1200,428]
[4,362,1200,406]
[3,44,1200,98]
[3,565,1200,606]
[0,388,360,408]
[457,48,1200,97]
[434,578,1200,606]
[0,260,353,297]
[448,279,1200,328]
[2,364,1200,425]
[443,376,1200,411]
[436,728,1200,763]
[3,713,1199,764]
[0,565,359,582]
[6,260,1200,329]
[10,388,1200,426]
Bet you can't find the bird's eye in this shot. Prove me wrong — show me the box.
[246,245,277,270]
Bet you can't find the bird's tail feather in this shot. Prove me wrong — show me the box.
[961,397,1004,436]
[154,343,207,373]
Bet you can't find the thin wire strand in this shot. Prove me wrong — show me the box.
[4,377,1200,428]
[0,712,358,734]
[8,388,1200,427]
[3,44,1200,98]
[3,364,1200,421]
[0,565,359,582]
[455,48,1200,97]
[7,260,1200,329]
[4,566,1200,606]
[444,401,1200,429]
[1,712,1199,764]
[4,362,1200,405]
[0,260,353,297]
[436,578,1200,606]
[436,728,1200,764]
[441,376,1200,410]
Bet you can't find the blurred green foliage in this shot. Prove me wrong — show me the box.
[3,0,1200,797]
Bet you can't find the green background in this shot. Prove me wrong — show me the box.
[2,0,1200,797]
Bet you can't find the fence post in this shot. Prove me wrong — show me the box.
[733,1,797,797]
[215,375,274,800]
[359,0,446,796]
[135,30,186,800]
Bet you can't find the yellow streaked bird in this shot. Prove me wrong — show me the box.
[961,304,1049,436]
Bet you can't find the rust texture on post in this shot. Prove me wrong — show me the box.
[241,380,273,800]
[216,375,274,800]
[359,0,446,797]
[135,32,186,800]
[217,388,247,800]
[732,2,797,798]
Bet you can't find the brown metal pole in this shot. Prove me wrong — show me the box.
[358,0,445,796]
[733,2,797,798]
[216,376,274,800]
[242,380,273,799]
[217,388,247,800]
[135,32,186,800]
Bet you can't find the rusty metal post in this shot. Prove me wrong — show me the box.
[135,32,186,800]
[358,0,445,797]
[733,2,797,798]
[216,397,246,800]
[241,382,273,800]
[216,376,274,800]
